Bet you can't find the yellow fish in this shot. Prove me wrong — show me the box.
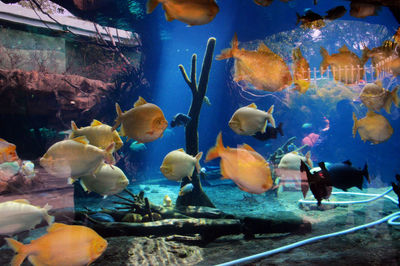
[205,132,273,194]
[79,163,129,197]
[6,223,107,266]
[0,199,54,236]
[216,34,292,92]
[69,119,123,152]
[292,47,310,94]
[40,136,115,180]
[353,111,393,144]
[359,81,399,113]
[320,45,368,84]
[160,148,203,181]
[363,41,398,77]
[229,103,276,136]
[112,97,168,143]
[146,0,219,26]
[0,138,19,164]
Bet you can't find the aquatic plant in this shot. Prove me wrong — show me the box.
[176,37,216,208]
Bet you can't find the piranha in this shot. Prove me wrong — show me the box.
[112,97,168,143]
[6,223,107,266]
[0,138,19,164]
[0,199,54,236]
[39,136,115,181]
[229,103,276,136]
[292,47,310,94]
[359,81,399,113]
[205,132,273,194]
[146,0,219,26]
[79,163,129,197]
[216,34,292,92]
[170,113,191,127]
[320,45,368,84]
[160,148,203,181]
[296,9,325,29]
[69,119,123,152]
[252,122,284,141]
[353,111,393,144]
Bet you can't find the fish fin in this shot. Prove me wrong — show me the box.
[42,204,54,225]
[112,103,123,131]
[266,105,276,128]
[342,160,352,166]
[362,163,370,184]
[71,120,79,131]
[195,152,203,173]
[305,151,313,168]
[352,112,358,138]
[391,86,399,107]
[91,119,103,127]
[28,256,45,266]
[257,42,272,53]
[5,238,28,266]
[338,44,350,53]
[239,143,255,152]
[384,95,392,113]
[177,148,185,152]
[134,96,147,108]
[67,178,75,185]
[146,0,159,14]
[216,33,238,60]
[261,119,268,133]
[80,179,90,193]
[71,136,89,144]
[47,223,68,233]
[12,199,30,204]
[247,103,257,109]
[205,132,224,161]
[104,143,116,165]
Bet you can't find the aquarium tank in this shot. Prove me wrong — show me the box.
[1,0,400,265]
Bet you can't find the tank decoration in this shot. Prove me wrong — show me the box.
[79,189,310,243]
[175,37,216,208]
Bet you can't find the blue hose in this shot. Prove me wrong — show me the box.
[217,188,400,266]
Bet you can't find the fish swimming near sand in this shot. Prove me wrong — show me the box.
[229,103,276,136]
[216,34,292,92]
[112,97,168,143]
[170,113,191,127]
[0,138,18,164]
[205,132,273,194]
[40,136,115,181]
[69,120,123,152]
[353,111,393,144]
[0,199,54,236]
[160,148,203,181]
[6,223,107,266]
[252,122,284,141]
[146,0,219,26]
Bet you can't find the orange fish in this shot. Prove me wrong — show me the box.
[0,138,18,164]
[146,0,219,26]
[292,47,311,94]
[6,223,107,266]
[205,132,273,194]
[112,97,168,143]
[217,34,292,92]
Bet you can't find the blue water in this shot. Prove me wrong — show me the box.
[124,0,399,185]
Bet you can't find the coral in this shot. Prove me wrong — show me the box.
[175,38,216,208]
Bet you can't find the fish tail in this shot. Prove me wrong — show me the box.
[305,151,313,168]
[104,143,116,165]
[277,122,284,136]
[112,103,123,132]
[71,120,78,131]
[391,86,399,107]
[205,132,224,162]
[266,105,276,128]
[42,203,55,225]
[352,112,358,138]
[5,238,29,266]
[146,0,159,14]
[362,163,370,184]
[194,152,203,173]
[216,33,238,60]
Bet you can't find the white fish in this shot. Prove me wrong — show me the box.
[160,149,202,181]
[179,183,194,196]
[0,199,54,236]
[20,160,36,179]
